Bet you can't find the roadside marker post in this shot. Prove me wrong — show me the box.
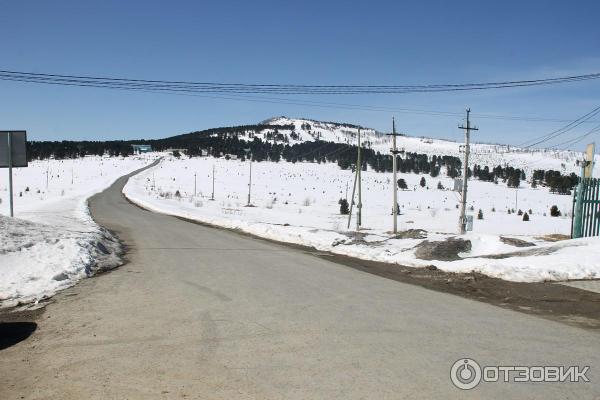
[0,131,28,217]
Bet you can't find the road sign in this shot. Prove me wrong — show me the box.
[0,131,28,168]
[1,131,27,217]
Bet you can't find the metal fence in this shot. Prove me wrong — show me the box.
[572,178,600,238]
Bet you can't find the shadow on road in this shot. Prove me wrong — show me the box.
[0,322,37,350]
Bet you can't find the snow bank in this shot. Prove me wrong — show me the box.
[0,215,121,305]
[0,154,158,307]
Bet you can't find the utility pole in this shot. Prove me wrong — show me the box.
[7,132,14,217]
[356,128,362,229]
[515,188,518,210]
[458,108,478,234]
[347,160,358,229]
[194,172,197,197]
[247,158,252,206]
[387,117,403,233]
[210,165,215,200]
[347,128,363,230]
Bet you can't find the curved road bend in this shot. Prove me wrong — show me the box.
[1,164,599,399]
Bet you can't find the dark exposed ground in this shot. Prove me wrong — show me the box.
[321,253,600,330]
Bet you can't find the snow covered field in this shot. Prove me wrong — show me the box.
[0,154,157,307]
[124,155,600,282]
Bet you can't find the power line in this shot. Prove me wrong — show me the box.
[518,105,600,148]
[1,69,599,95]
[2,69,600,125]
[552,123,600,149]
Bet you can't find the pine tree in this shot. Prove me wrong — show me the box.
[523,212,530,221]
[338,198,349,215]
[477,209,483,220]
[397,179,408,190]
[420,177,426,187]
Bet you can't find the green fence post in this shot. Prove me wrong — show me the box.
[572,167,585,239]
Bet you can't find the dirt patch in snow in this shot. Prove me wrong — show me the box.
[393,229,427,240]
[499,236,536,247]
[414,237,471,261]
[536,234,570,242]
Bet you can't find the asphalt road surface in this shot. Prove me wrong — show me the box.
[2,164,599,399]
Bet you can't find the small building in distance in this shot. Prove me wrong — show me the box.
[132,144,152,154]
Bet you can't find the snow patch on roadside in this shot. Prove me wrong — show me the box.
[0,154,159,308]
[0,215,122,306]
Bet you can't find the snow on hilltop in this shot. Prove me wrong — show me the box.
[249,117,597,177]
[261,116,385,146]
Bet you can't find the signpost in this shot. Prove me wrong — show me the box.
[584,142,595,178]
[0,131,28,217]
[572,142,598,238]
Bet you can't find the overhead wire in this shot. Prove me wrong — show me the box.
[3,68,600,151]
[1,69,599,94]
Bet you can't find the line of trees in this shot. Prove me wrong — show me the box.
[532,170,579,194]
[26,124,579,194]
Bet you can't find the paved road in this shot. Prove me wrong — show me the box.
[2,165,600,399]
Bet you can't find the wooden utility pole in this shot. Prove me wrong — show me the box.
[458,108,478,234]
[347,128,363,230]
[194,172,197,197]
[347,161,358,229]
[357,128,362,229]
[387,117,403,233]
[7,132,13,217]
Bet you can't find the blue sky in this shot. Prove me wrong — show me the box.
[0,0,599,149]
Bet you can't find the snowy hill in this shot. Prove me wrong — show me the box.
[260,116,385,146]
[234,116,598,177]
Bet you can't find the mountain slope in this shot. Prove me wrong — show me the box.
[215,116,596,176]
